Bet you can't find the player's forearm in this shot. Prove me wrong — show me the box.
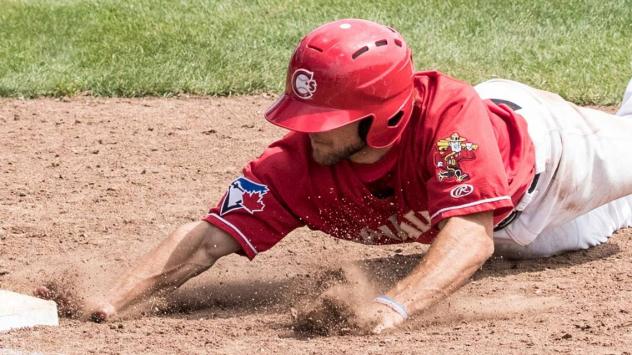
[387,212,494,315]
[103,222,239,314]
[105,256,214,313]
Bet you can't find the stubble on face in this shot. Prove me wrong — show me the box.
[310,138,366,166]
[308,121,367,166]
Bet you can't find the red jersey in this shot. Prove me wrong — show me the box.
[204,71,535,259]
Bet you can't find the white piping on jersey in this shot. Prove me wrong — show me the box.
[206,213,258,256]
[430,196,512,221]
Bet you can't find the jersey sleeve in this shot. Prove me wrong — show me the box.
[203,139,305,260]
[424,84,514,226]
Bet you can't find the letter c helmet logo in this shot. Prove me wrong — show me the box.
[292,69,317,99]
[450,184,474,198]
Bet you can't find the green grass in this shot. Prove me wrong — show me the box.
[0,0,630,104]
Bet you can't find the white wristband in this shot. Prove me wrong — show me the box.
[374,295,408,320]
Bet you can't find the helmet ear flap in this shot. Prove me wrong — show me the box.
[358,116,373,144]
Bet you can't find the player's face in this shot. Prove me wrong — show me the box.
[308,122,365,166]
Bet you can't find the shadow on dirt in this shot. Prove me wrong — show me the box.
[358,237,621,286]
[159,239,620,319]
[161,267,348,318]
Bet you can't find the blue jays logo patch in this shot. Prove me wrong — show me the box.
[220,176,269,216]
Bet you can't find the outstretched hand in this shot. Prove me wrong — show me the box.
[367,301,407,334]
[34,285,116,323]
[83,297,117,323]
[291,288,407,336]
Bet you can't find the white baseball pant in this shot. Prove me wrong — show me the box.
[474,78,632,258]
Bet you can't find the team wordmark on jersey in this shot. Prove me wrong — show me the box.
[292,69,317,99]
[219,176,269,216]
[434,132,478,182]
[359,210,431,244]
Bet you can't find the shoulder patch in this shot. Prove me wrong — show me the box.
[220,176,269,216]
[433,132,478,183]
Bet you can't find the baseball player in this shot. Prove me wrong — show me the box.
[61,19,632,333]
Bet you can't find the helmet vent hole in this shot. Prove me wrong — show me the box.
[387,111,404,127]
[394,39,402,47]
[352,46,369,59]
[358,116,373,143]
[307,44,323,52]
[375,39,387,47]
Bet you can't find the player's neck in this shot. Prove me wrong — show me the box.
[349,146,392,164]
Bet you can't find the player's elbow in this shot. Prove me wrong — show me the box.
[467,213,495,262]
[462,232,494,272]
[462,228,495,265]
[477,233,495,261]
[468,226,495,265]
[170,221,240,264]
[199,223,241,261]
[444,212,495,263]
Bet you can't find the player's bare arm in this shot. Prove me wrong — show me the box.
[84,222,239,322]
[371,211,494,333]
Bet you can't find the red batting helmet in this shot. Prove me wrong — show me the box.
[264,19,415,148]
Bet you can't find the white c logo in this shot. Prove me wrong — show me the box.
[292,69,317,99]
[450,184,474,198]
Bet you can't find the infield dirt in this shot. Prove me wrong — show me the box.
[1,97,632,354]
